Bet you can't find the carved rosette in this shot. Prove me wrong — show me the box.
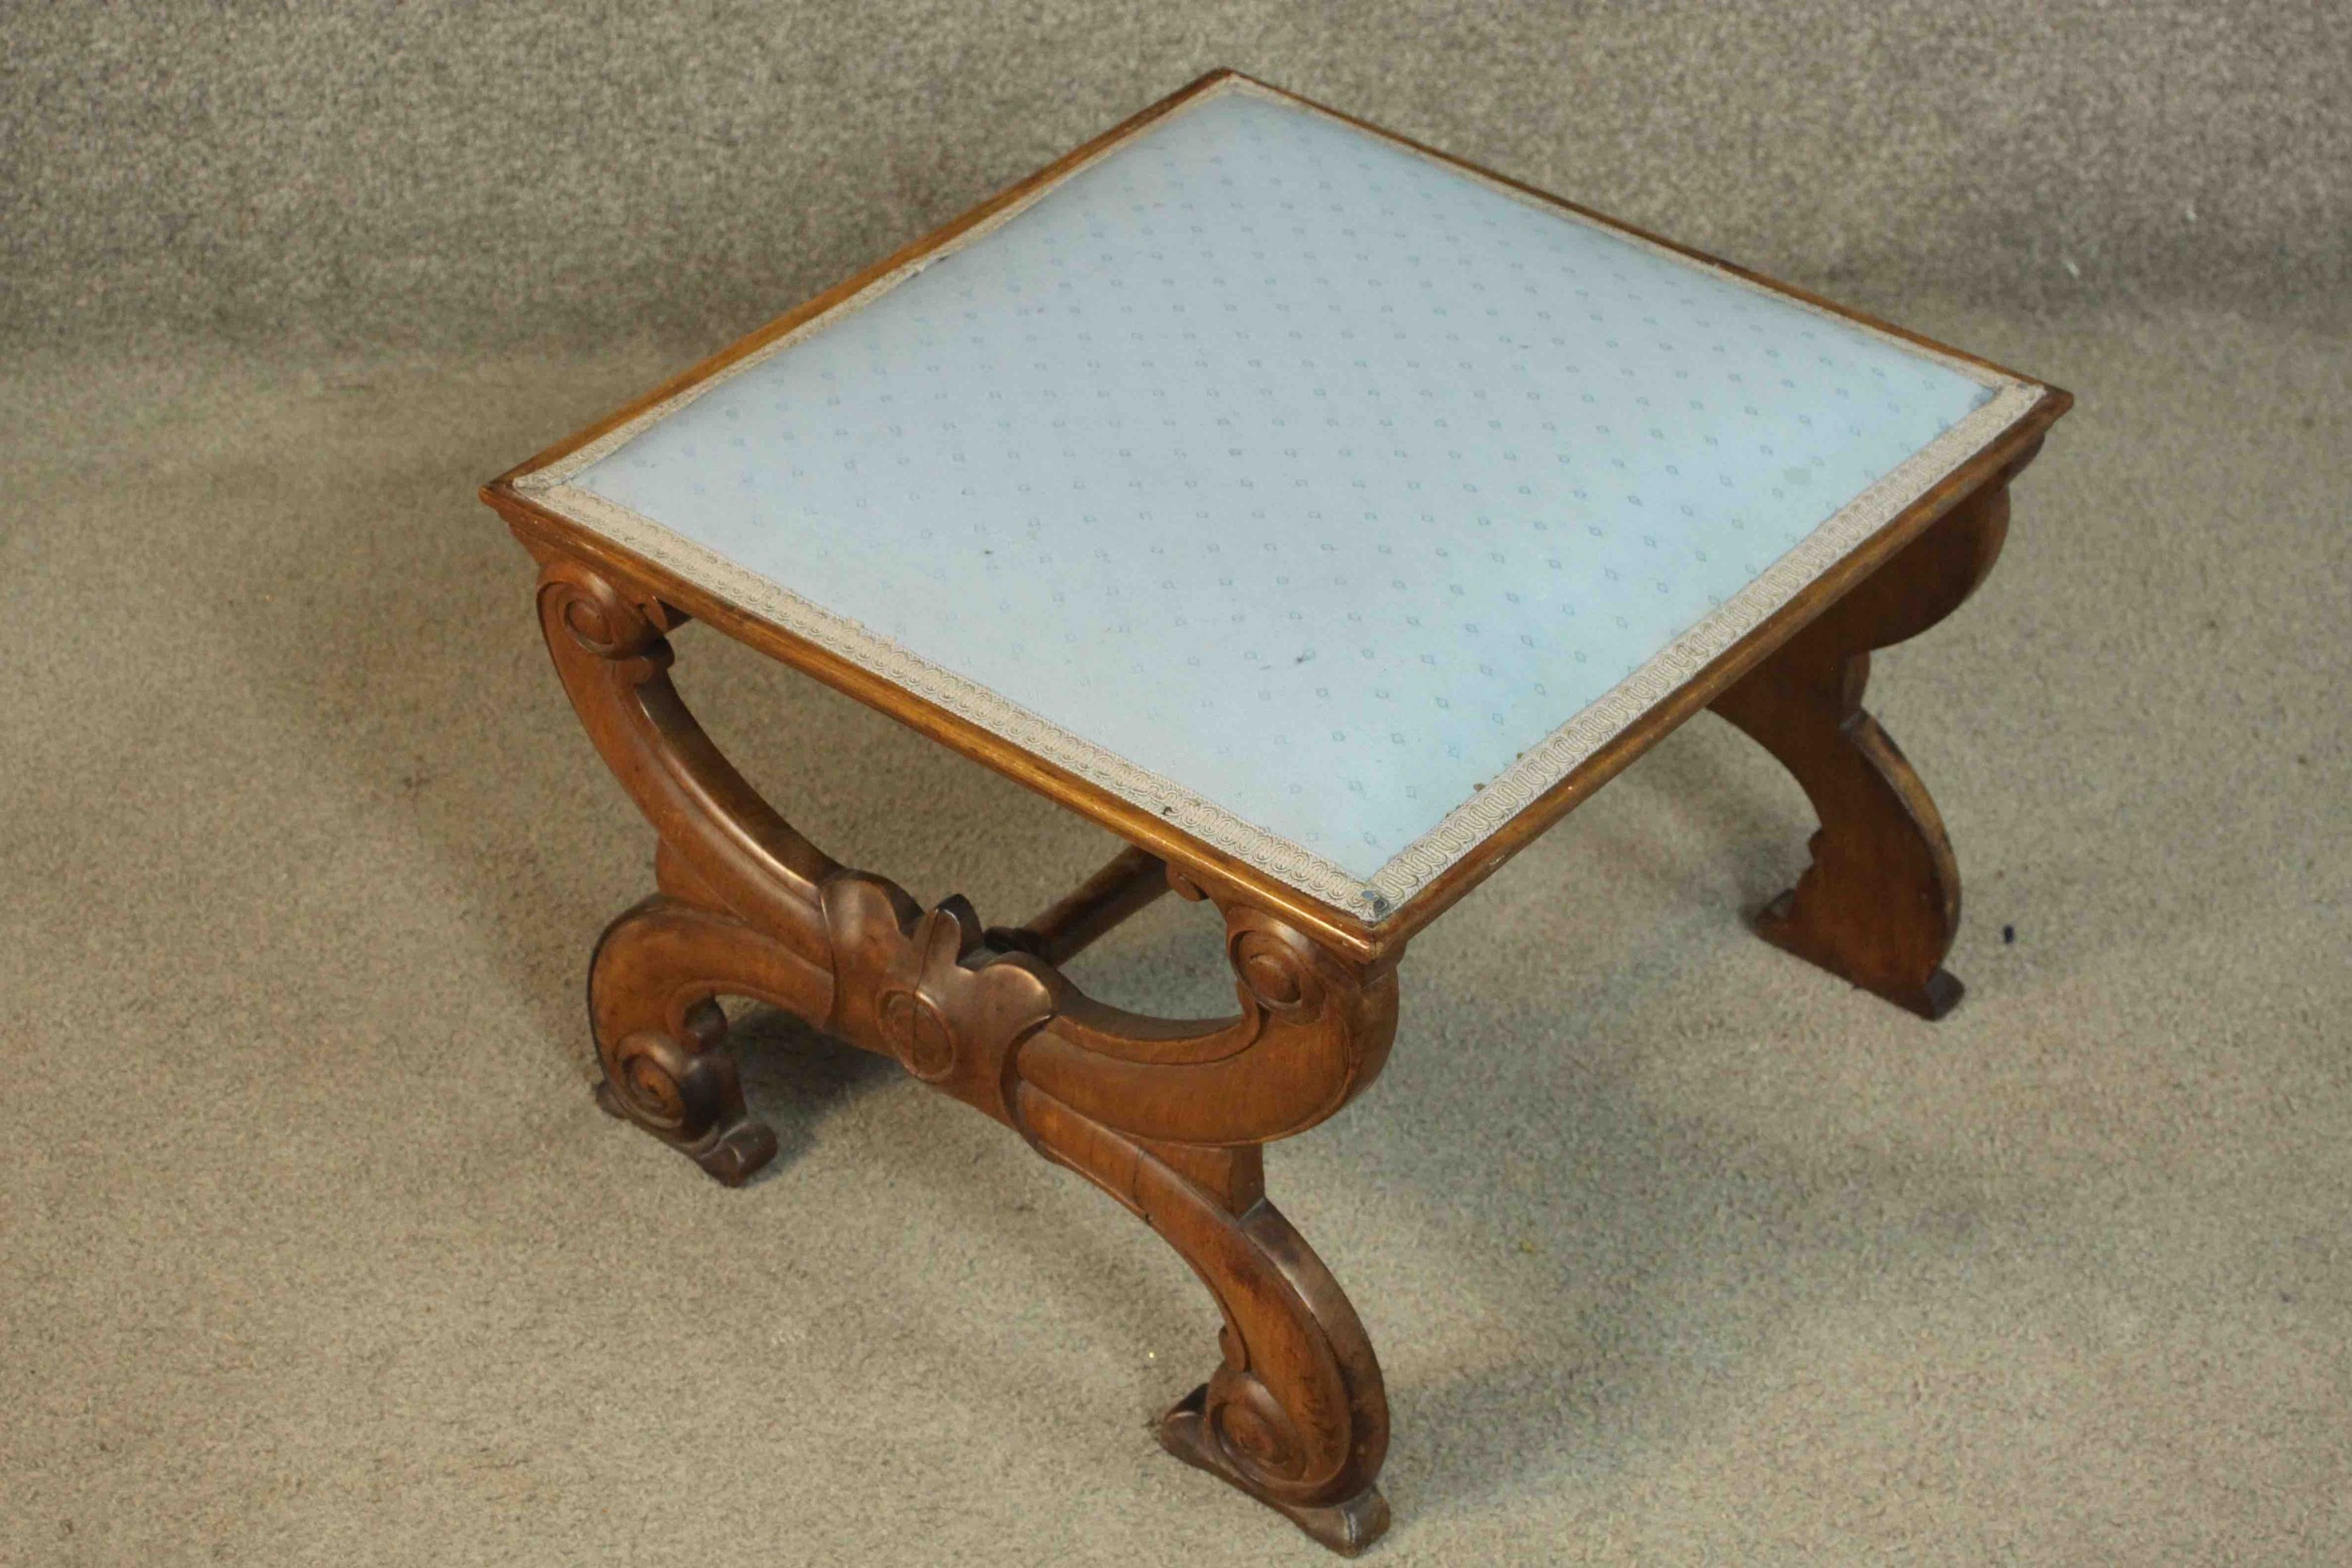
[521,550,1399,1549]
[869,899,1057,1097]
[1232,919,1325,1016]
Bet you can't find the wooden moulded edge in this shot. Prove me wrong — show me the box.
[483,67,2073,963]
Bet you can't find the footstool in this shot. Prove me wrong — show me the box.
[481,70,2068,1554]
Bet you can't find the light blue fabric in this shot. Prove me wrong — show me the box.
[573,87,1995,887]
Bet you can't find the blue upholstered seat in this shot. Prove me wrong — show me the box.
[520,79,2043,919]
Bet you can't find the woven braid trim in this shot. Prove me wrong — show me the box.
[518,77,2043,922]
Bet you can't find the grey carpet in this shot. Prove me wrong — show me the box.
[7,2,2346,354]
[4,5,2348,1563]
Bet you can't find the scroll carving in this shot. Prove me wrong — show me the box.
[532,553,1398,1552]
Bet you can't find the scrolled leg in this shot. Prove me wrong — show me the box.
[586,895,835,1184]
[514,543,1404,1549]
[1002,898,1399,1554]
[1013,1096,1391,1554]
[1152,1188,1391,1554]
[1710,482,2012,1018]
[530,554,840,1180]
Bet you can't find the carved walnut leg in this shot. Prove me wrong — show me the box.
[586,879,839,1183]
[1141,1165,1390,1553]
[1708,477,2018,1019]
[526,547,1398,1553]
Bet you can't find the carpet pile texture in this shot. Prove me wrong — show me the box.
[4,5,2345,1562]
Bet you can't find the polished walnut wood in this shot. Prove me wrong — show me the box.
[483,66,2070,1557]
[985,844,1171,964]
[1709,447,2032,1018]
[532,548,1394,1550]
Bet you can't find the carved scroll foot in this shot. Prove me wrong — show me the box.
[585,892,837,1184]
[520,547,1401,1546]
[1137,1182,1390,1556]
[1160,1386,1391,1556]
[591,1061,776,1184]
[1711,483,2012,1019]
[1015,1073,1391,1556]
[587,897,779,1183]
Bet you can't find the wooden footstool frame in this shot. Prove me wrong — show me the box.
[482,71,2067,1557]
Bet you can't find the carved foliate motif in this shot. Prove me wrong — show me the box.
[532,554,1399,1548]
